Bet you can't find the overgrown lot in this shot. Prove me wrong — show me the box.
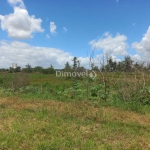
[0,71,150,104]
[0,72,150,149]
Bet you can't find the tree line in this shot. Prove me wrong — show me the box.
[0,56,150,73]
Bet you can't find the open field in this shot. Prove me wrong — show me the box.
[1,0,150,149]
[0,72,150,149]
[0,97,150,150]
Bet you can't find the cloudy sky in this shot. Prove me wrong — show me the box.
[0,0,150,69]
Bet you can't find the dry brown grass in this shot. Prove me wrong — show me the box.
[1,98,150,127]
[0,97,150,149]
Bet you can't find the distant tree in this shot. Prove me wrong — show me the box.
[116,61,125,71]
[42,69,49,74]
[108,58,117,71]
[72,57,77,70]
[123,56,133,72]
[26,63,31,69]
[64,62,72,71]
[75,66,86,79]
[15,66,21,72]
[49,65,55,74]
[33,66,43,72]
[9,66,21,73]
[9,67,14,73]
[42,65,55,74]
[134,62,142,70]
[76,66,85,72]
[134,62,147,71]
[91,62,99,71]
[0,68,8,72]
[91,62,95,70]
[104,57,117,72]
[22,63,32,73]
[77,60,80,68]
[92,66,99,71]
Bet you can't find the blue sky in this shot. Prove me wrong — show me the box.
[0,0,150,68]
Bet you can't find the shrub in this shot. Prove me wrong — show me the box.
[12,73,30,91]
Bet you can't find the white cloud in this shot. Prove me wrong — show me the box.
[7,0,25,8]
[132,27,150,62]
[63,27,67,32]
[50,22,57,34]
[0,40,126,69]
[78,57,91,68]
[0,0,44,39]
[111,55,121,62]
[131,54,142,62]
[89,32,128,56]
[0,41,91,69]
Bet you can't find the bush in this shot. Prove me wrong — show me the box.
[12,73,30,91]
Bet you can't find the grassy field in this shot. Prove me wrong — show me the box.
[0,72,150,149]
[0,97,150,150]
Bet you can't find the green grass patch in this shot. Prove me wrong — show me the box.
[0,98,150,150]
